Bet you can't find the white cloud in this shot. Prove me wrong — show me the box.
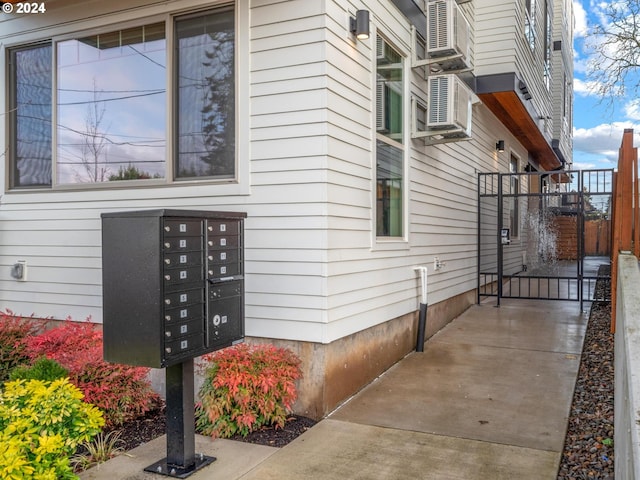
[574,78,602,97]
[573,1,589,37]
[573,122,640,165]
[572,161,600,170]
[624,100,640,120]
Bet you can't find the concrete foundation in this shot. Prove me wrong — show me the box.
[249,289,476,419]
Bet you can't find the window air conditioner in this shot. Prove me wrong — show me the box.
[426,0,471,71]
[426,74,472,137]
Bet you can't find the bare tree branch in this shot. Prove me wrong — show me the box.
[586,0,640,105]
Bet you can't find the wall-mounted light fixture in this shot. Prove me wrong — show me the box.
[496,140,505,152]
[350,10,370,40]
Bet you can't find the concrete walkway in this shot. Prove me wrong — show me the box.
[81,298,587,480]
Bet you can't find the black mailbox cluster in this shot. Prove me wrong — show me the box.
[101,209,246,368]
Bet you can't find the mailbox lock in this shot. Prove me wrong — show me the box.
[165,226,171,232]
[165,274,171,281]
[165,331,171,338]
[165,299,171,305]
[165,259,171,265]
[165,347,172,354]
[164,242,171,249]
[213,314,221,326]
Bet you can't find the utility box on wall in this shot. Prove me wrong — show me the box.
[101,209,247,368]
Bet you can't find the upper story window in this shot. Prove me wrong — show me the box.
[7,6,235,189]
[375,35,404,238]
[524,0,536,51]
[543,0,552,90]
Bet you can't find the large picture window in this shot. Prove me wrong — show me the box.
[7,7,235,189]
[375,35,404,237]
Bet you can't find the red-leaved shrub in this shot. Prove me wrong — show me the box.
[0,310,43,383]
[196,343,302,438]
[25,318,160,428]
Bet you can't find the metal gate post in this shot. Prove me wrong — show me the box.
[496,174,503,306]
[578,170,585,311]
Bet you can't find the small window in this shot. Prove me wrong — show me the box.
[375,35,404,238]
[510,156,520,238]
[8,43,53,187]
[524,0,536,51]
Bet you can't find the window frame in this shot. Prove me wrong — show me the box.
[509,155,520,239]
[372,32,409,246]
[4,2,247,193]
[7,41,53,189]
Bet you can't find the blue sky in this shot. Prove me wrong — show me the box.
[572,0,640,171]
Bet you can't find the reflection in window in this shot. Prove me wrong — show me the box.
[56,24,166,184]
[9,44,53,187]
[376,35,404,237]
[377,141,403,236]
[176,9,235,179]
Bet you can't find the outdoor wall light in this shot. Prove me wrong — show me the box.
[350,10,370,40]
[496,140,505,152]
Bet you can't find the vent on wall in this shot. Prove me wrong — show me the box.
[428,74,472,133]
[424,0,472,72]
[412,74,473,143]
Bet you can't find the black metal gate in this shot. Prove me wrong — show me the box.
[478,169,613,308]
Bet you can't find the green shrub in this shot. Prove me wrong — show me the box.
[0,377,104,479]
[196,343,302,438]
[9,357,68,383]
[0,310,41,384]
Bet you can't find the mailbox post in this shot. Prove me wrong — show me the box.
[101,209,246,477]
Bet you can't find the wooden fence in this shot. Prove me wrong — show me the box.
[611,128,639,331]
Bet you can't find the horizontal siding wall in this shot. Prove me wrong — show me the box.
[474,0,519,75]
[1,0,527,345]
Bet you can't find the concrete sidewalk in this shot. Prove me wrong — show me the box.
[81,298,587,480]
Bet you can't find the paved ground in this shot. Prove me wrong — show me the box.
[81,298,587,480]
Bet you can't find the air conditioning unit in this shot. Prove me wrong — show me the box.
[426,74,472,137]
[426,0,471,71]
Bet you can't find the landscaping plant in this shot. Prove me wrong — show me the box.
[0,377,104,479]
[70,430,125,472]
[9,357,68,383]
[24,319,161,428]
[196,343,302,438]
[0,310,41,384]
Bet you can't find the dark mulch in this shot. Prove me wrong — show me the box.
[114,407,316,451]
[557,265,614,479]
[115,406,167,452]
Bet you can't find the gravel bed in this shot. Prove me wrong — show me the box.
[557,266,614,479]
